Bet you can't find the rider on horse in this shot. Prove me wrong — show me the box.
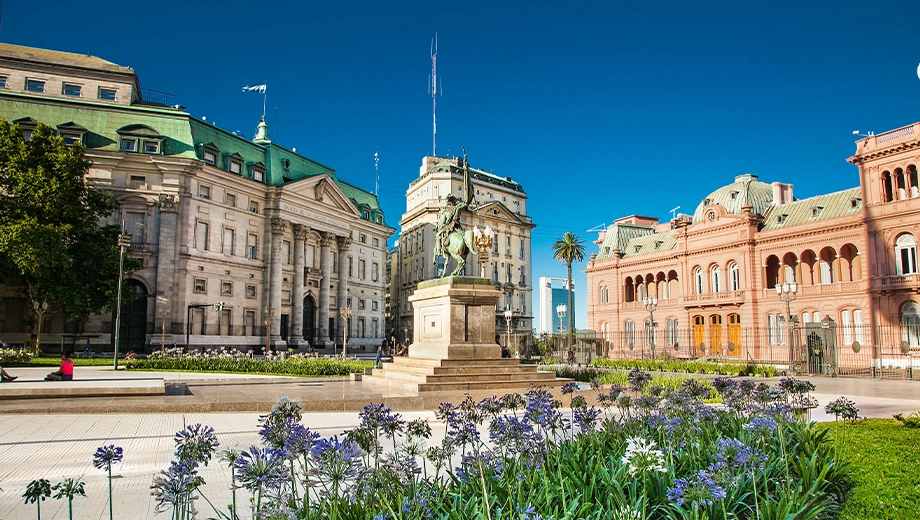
[434,193,467,264]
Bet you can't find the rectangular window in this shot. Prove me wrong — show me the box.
[247,233,258,260]
[229,161,242,174]
[144,140,160,154]
[358,299,366,310]
[194,278,207,293]
[359,259,366,279]
[373,237,379,247]
[196,221,209,251]
[506,236,511,256]
[128,175,145,189]
[493,234,499,253]
[372,318,379,338]
[249,200,259,213]
[246,284,257,299]
[120,138,137,152]
[252,168,264,182]
[360,234,366,244]
[332,253,337,273]
[61,133,83,146]
[520,239,525,259]
[372,262,379,282]
[99,88,117,101]
[63,83,82,97]
[203,151,216,165]
[221,281,233,296]
[222,228,235,256]
[372,300,378,311]
[283,240,291,264]
[0,76,7,88]
[199,185,210,199]
[358,318,366,338]
[26,79,45,93]
[124,212,145,245]
[225,193,236,207]
[245,309,256,335]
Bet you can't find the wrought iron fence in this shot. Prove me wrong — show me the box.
[594,322,920,379]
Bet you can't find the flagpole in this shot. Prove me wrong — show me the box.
[262,87,267,120]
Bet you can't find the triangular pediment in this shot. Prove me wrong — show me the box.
[281,174,360,217]
[472,201,527,225]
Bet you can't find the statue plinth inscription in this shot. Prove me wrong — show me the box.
[409,277,501,360]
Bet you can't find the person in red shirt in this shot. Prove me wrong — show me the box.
[45,351,74,381]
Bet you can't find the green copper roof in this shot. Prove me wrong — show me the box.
[594,223,656,260]
[1,91,387,226]
[620,229,679,258]
[692,174,774,223]
[760,187,862,232]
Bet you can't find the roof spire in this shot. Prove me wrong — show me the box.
[253,117,270,144]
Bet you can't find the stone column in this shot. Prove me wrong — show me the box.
[317,232,336,347]
[269,218,287,343]
[290,224,309,348]
[155,194,179,346]
[336,236,353,347]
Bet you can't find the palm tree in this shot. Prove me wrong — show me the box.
[552,232,586,349]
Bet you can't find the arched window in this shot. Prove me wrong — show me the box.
[710,265,721,293]
[644,320,654,346]
[694,267,704,294]
[882,171,893,203]
[729,262,740,291]
[896,234,918,275]
[783,265,796,284]
[637,283,646,301]
[903,302,920,347]
[767,314,786,346]
[841,310,853,345]
[854,309,864,344]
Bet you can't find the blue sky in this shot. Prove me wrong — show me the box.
[3,1,920,329]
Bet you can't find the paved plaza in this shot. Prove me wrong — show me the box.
[2,368,920,519]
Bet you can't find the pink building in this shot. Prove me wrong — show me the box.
[586,121,920,375]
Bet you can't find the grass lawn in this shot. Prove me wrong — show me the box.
[820,419,920,519]
[12,356,118,367]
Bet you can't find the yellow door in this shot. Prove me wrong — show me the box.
[693,315,705,355]
[710,315,723,355]
[728,314,741,356]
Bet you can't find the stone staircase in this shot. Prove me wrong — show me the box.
[362,356,567,392]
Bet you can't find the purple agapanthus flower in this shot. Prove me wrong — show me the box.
[233,446,289,492]
[667,470,727,507]
[174,423,219,466]
[92,445,124,470]
[745,417,778,436]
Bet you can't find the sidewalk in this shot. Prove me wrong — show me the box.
[2,369,920,519]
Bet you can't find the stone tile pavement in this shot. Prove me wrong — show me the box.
[2,367,920,519]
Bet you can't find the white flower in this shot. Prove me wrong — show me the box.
[621,436,668,476]
[611,506,643,520]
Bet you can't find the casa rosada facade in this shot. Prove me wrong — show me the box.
[586,121,920,370]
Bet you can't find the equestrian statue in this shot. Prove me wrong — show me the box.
[434,149,477,278]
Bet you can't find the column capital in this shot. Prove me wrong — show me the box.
[158,194,179,213]
[271,218,289,234]
[292,223,311,240]
[337,236,353,251]
[320,231,338,247]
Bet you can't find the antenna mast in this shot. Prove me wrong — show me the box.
[430,33,441,157]
[374,148,379,196]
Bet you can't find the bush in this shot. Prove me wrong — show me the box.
[893,411,920,428]
[0,347,34,365]
[591,357,777,377]
[126,347,373,376]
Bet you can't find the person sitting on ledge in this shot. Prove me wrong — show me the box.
[498,334,511,358]
[1,368,17,382]
[125,350,138,360]
[45,351,74,381]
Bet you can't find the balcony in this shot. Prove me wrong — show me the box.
[682,291,745,306]
[761,281,863,299]
[874,274,920,291]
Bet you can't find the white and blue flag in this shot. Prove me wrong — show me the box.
[242,84,267,94]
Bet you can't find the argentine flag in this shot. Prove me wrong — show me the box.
[242,84,267,94]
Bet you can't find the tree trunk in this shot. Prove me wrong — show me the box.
[567,262,574,348]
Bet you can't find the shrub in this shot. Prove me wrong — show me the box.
[893,411,920,428]
[591,357,777,377]
[0,347,34,365]
[126,348,372,376]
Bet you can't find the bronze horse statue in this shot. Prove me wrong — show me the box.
[440,228,476,277]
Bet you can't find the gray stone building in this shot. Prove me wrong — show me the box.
[0,43,393,353]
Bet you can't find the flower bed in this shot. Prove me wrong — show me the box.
[125,347,373,377]
[591,357,778,377]
[132,375,842,519]
[0,347,34,365]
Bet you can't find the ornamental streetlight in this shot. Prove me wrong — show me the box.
[339,306,352,359]
[472,224,494,278]
[32,300,48,357]
[644,296,658,359]
[113,231,131,369]
[504,308,514,358]
[776,282,798,372]
[158,306,170,354]
[556,303,567,357]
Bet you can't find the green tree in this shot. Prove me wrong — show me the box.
[0,120,137,332]
[551,231,585,348]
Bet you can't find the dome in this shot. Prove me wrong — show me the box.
[692,174,774,223]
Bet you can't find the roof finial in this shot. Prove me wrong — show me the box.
[253,117,270,144]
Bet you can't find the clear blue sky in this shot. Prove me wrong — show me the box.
[4,1,919,329]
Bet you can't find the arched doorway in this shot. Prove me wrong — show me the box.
[709,314,723,355]
[727,313,741,356]
[692,315,705,356]
[113,280,148,353]
[303,295,316,346]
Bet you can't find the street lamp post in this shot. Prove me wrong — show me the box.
[404,327,410,346]
[644,296,658,359]
[776,282,798,373]
[113,231,131,369]
[263,307,275,356]
[504,308,514,357]
[472,225,494,278]
[556,303,567,357]
[32,300,48,356]
[339,306,352,359]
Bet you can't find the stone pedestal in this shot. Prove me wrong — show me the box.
[409,276,501,360]
[363,276,566,392]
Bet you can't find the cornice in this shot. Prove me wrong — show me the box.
[847,140,920,165]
